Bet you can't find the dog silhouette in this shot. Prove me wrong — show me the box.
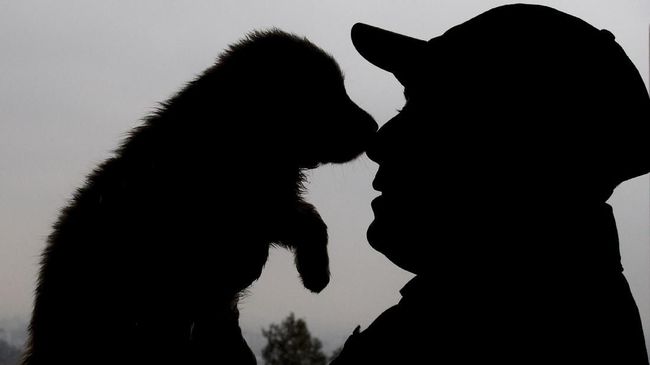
[22,29,377,365]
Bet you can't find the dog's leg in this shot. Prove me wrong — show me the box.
[278,201,330,293]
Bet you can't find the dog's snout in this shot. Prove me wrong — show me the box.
[347,99,378,135]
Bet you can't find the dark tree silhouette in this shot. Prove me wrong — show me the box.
[261,313,327,365]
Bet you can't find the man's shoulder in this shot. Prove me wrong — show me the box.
[331,276,434,364]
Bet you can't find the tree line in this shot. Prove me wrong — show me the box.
[0,313,339,365]
[261,312,341,365]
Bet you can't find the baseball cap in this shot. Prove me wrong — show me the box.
[351,4,650,187]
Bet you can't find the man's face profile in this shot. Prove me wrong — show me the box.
[366,82,493,275]
[366,91,447,274]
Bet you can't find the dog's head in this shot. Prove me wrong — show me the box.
[217,29,378,169]
[198,30,377,295]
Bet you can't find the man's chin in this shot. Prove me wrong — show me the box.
[366,220,386,252]
[367,221,419,274]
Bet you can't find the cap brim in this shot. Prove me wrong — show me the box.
[351,23,428,83]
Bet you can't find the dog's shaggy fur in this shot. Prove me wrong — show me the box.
[22,30,377,365]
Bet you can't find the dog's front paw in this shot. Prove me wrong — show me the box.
[281,202,330,293]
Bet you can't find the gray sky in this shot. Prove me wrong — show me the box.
[1,0,649,357]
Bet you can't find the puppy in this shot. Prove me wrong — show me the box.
[22,29,376,365]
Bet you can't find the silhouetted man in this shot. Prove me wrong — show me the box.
[333,4,650,364]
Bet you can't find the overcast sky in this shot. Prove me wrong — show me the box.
[1,0,649,357]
